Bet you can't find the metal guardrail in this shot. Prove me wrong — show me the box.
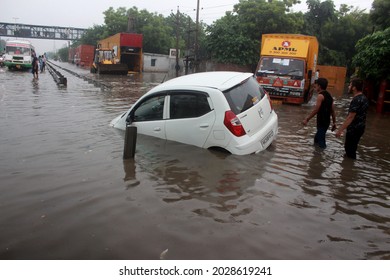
[47,61,112,90]
[46,61,67,86]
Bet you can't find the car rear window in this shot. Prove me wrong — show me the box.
[223,76,266,115]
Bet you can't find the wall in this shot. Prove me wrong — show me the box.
[143,53,252,75]
[317,65,347,97]
[143,52,185,73]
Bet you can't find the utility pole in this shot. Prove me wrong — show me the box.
[194,0,200,73]
[175,6,180,77]
[185,18,191,75]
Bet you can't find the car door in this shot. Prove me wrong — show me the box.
[131,94,167,140]
[165,91,216,148]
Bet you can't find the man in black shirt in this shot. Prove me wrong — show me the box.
[336,78,369,159]
[303,78,336,149]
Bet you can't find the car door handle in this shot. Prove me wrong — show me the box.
[153,127,161,131]
[199,123,209,128]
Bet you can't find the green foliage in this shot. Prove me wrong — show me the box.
[303,0,336,36]
[301,0,373,74]
[141,16,174,54]
[73,0,386,79]
[235,0,304,38]
[206,13,258,65]
[57,47,69,62]
[79,25,107,46]
[352,27,390,79]
[76,6,198,55]
[206,0,305,66]
[370,0,390,30]
[320,8,371,66]
[103,7,129,36]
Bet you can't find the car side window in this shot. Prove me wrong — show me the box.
[170,93,211,119]
[133,95,165,122]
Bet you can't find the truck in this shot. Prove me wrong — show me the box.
[92,32,143,74]
[73,45,95,67]
[255,34,319,104]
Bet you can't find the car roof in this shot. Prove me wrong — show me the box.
[153,71,254,92]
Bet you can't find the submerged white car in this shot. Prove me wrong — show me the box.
[110,71,278,155]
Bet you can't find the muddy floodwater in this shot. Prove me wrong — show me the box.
[0,63,389,260]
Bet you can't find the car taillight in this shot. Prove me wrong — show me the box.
[224,110,246,137]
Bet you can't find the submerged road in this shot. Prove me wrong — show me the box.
[0,63,389,259]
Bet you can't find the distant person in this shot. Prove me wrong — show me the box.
[303,78,336,149]
[38,56,43,71]
[335,78,369,159]
[31,54,39,79]
[40,55,46,72]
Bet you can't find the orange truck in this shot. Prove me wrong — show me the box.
[255,34,319,104]
[95,32,143,74]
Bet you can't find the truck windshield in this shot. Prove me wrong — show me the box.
[257,57,304,78]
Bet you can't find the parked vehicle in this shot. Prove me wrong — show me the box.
[3,40,35,70]
[72,45,95,67]
[0,54,5,67]
[110,71,278,155]
[255,34,319,104]
[90,47,129,75]
[97,32,143,73]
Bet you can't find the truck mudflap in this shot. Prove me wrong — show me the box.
[97,64,128,75]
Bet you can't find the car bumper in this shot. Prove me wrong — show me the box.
[227,111,278,155]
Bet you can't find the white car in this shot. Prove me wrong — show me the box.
[110,71,278,155]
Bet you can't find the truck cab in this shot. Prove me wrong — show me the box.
[255,34,318,104]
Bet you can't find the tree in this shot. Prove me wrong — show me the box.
[141,15,174,54]
[352,27,390,79]
[103,7,129,37]
[370,0,390,31]
[164,11,198,56]
[235,0,304,39]
[206,0,304,65]
[320,7,372,67]
[101,6,181,55]
[303,0,373,72]
[206,13,258,65]
[79,25,107,46]
[303,0,336,39]
[57,47,69,62]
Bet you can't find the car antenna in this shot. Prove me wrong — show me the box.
[161,74,167,83]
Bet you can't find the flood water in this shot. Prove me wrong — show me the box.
[0,63,389,260]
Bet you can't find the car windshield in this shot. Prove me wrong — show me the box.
[258,57,304,77]
[223,76,265,115]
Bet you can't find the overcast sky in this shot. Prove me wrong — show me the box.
[1,0,374,53]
